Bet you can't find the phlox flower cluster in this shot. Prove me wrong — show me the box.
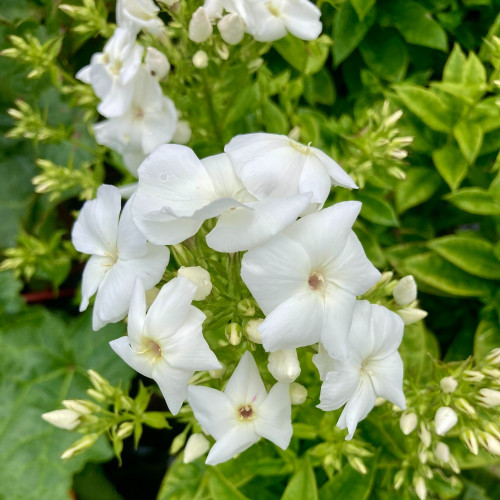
[77,0,181,177]
[189,0,322,44]
[72,131,406,465]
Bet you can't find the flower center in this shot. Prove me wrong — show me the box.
[289,139,311,155]
[138,337,163,363]
[103,250,119,267]
[267,3,281,17]
[360,360,374,377]
[308,271,325,291]
[238,404,255,421]
[133,107,145,120]
[109,59,123,75]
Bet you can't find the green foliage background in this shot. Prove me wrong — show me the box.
[0,0,499,498]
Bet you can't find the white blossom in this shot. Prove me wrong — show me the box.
[71,185,169,330]
[184,433,210,463]
[414,476,427,500]
[187,351,292,465]
[434,442,450,463]
[440,376,458,394]
[400,412,418,435]
[434,407,458,436]
[218,14,245,45]
[317,301,405,439]
[393,275,417,305]
[131,147,309,252]
[477,388,500,407]
[42,409,81,430]
[225,133,356,207]
[192,50,209,68]
[289,382,307,405]
[76,28,143,118]
[110,277,221,415]
[189,7,213,43]
[116,0,164,36]
[241,202,380,356]
[94,68,177,177]
[178,266,212,300]
[172,120,192,144]
[397,307,427,325]
[145,47,170,80]
[267,349,300,383]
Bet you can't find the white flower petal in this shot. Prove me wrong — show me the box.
[205,424,259,466]
[369,352,406,410]
[152,361,192,415]
[109,336,153,378]
[312,343,336,381]
[298,154,331,204]
[318,359,360,411]
[116,198,148,260]
[127,279,147,351]
[254,383,293,449]
[140,96,178,154]
[281,0,322,41]
[241,233,311,314]
[79,255,109,312]
[224,351,267,408]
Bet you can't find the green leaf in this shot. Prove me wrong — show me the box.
[444,188,500,215]
[428,235,500,280]
[443,44,467,83]
[403,252,494,297]
[305,35,332,75]
[282,458,318,500]
[304,68,336,106]
[357,192,399,226]
[463,52,487,86]
[0,270,24,315]
[359,28,408,81]
[381,0,448,51]
[394,86,452,133]
[432,143,468,190]
[450,441,500,470]
[474,317,500,362]
[349,0,376,20]
[208,468,250,500]
[263,99,289,134]
[453,121,483,164]
[0,308,133,500]
[274,35,307,72]
[157,457,205,500]
[395,167,441,213]
[333,2,376,65]
[319,462,376,500]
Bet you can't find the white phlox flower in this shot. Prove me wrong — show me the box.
[189,7,213,43]
[267,349,300,383]
[317,300,406,439]
[110,277,222,415]
[241,201,381,356]
[76,28,143,118]
[241,0,322,42]
[94,68,178,177]
[71,185,169,330]
[116,0,164,36]
[131,145,310,252]
[187,351,292,465]
[218,13,245,45]
[225,132,356,207]
[145,47,170,80]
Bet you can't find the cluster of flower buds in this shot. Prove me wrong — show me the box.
[188,0,322,45]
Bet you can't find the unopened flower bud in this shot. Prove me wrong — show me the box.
[477,431,500,456]
[440,376,458,394]
[209,364,226,378]
[172,120,192,144]
[217,13,244,45]
[486,347,500,365]
[463,370,485,382]
[449,455,460,474]
[192,50,208,68]
[375,396,386,406]
[394,470,405,490]
[414,475,427,500]
[215,43,229,60]
[434,442,450,463]
[225,323,242,345]
[482,367,500,380]
[184,433,210,463]
[400,412,418,435]
[61,433,99,460]
[419,423,431,448]
[418,449,428,464]
[87,369,114,397]
[178,266,212,300]
[477,388,500,407]
[393,276,417,305]
[462,429,478,455]
[455,397,476,417]
[247,57,263,73]
[62,399,97,415]
[434,407,458,436]
[348,456,367,475]
[397,307,428,325]
[268,349,300,383]
[116,421,134,439]
[42,409,81,430]
[86,388,108,403]
[119,395,134,411]
[145,286,160,309]
[485,422,500,440]
[246,318,263,344]
[145,47,170,80]
[289,383,307,405]
[189,8,212,43]
[237,298,255,317]
[288,126,301,142]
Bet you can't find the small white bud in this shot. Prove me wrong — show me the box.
[393,470,405,490]
[172,120,192,144]
[414,476,427,500]
[418,449,428,464]
[183,433,210,463]
[486,347,500,365]
[400,412,418,435]
[434,442,450,463]
[393,276,417,305]
[440,376,458,394]
[192,50,209,68]
[178,266,212,300]
[209,364,226,378]
[485,422,500,440]
[289,383,307,405]
[463,370,485,382]
[225,323,242,346]
[477,431,500,456]
[397,307,428,325]
[61,433,98,460]
[189,8,212,43]
[288,126,301,142]
[374,396,386,406]
[477,388,500,407]
[42,409,80,430]
[145,47,170,80]
[434,406,458,436]
[116,421,134,439]
[349,456,367,475]
[267,349,300,383]
[462,430,479,455]
[246,318,263,344]
[482,367,500,380]
[217,14,244,45]
[455,397,476,417]
[62,399,96,415]
[419,423,431,448]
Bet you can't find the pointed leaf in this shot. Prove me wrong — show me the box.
[432,143,469,190]
[282,457,318,500]
[395,167,442,213]
[453,121,484,164]
[444,188,500,215]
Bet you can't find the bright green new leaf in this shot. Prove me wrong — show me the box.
[394,86,452,133]
[304,68,336,106]
[463,52,487,86]
[453,121,483,164]
[395,167,442,213]
[474,317,500,363]
[305,35,332,75]
[443,44,467,83]
[349,0,376,21]
[208,468,250,500]
[432,142,468,190]
[428,235,500,280]
[0,308,133,500]
[282,457,318,500]
[357,192,399,226]
[274,35,307,72]
[444,188,500,215]
[333,1,376,65]
[263,99,289,134]
[403,252,494,297]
